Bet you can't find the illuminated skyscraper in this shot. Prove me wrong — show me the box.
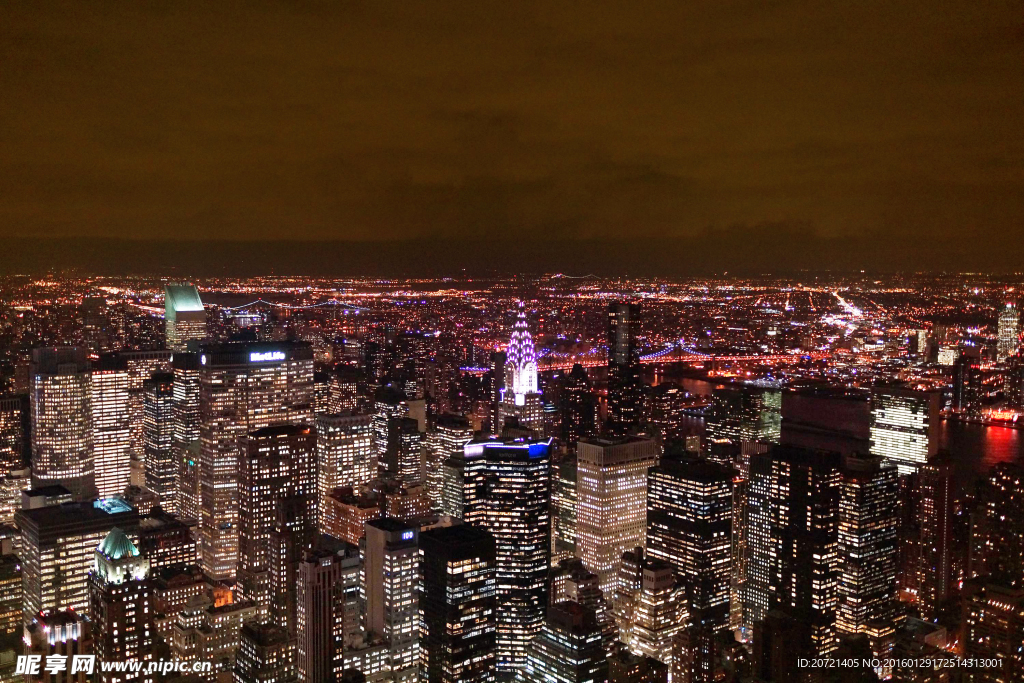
[424,414,473,512]
[89,528,153,683]
[419,524,497,683]
[234,623,298,683]
[91,354,132,500]
[461,438,552,675]
[498,303,544,434]
[706,386,781,445]
[616,550,687,668]
[316,412,375,531]
[0,395,28,475]
[606,303,644,436]
[164,284,206,352]
[552,453,578,563]
[198,341,314,582]
[171,352,201,522]
[745,446,841,656]
[917,455,954,621]
[143,373,177,513]
[385,416,423,484]
[577,436,660,595]
[295,538,361,683]
[953,349,983,417]
[17,499,140,621]
[869,388,940,475]
[238,424,316,613]
[30,347,95,499]
[646,455,733,633]
[372,385,408,470]
[962,583,1024,681]
[518,601,608,683]
[997,302,1020,362]
[836,453,899,635]
[365,519,420,683]
[977,462,1024,588]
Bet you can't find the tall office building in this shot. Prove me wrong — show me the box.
[295,538,362,683]
[424,414,473,512]
[518,601,608,683]
[552,453,578,563]
[365,519,420,683]
[498,303,544,434]
[997,302,1020,362]
[0,395,29,475]
[953,349,983,417]
[171,352,201,522]
[836,453,899,635]
[89,528,153,683]
[372,386,408,472]
[616,549,687,668]
[461,438,552,675]
[646,455,733,632]
[385,416,424,485]
[30,347,95,499]
[92,354,132,500]
[606,303,644,436]
[745,446,841,656]
[122,350,173,460]
[238,424,316,613]
[198,341,314,581]
[17,499,140,620]
[419,524,497,683]
[234,623,298,683]
[576,437,660,595]
[917,456,955,621]
[164,284,206,352]
[706,386,782,445]
[24,610,93,683]
[978,462,1024,588]
[962,583,1024,681]
[316,412,375,531]
[143,373,177,513]
[560,364,596,451]
[869,388,940,475]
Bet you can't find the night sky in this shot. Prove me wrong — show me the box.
[2,1,1022,273]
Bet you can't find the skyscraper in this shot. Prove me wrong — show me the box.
[461,438,552,675]
[646,455,733,633]
[746,446,841,656]
[606,303,644,436]
[164,284,206,352]
[0,395,29,475]
[706,386,782,445]
[576,436,660,595]
[17,499,140,620]
[997,302,1020,362]
[316,412,375,531]
[498,303,544,434]
[917,455,955,621]
[238,424,316,613]
[836,453,899,635]
[89,528,153,683]
[419,524,497,683]
[962,583,1024,681]
[372,386,408,472]
[517,601,608,683]
[198,341,314,581]
[424,414,473,512]
[616,549,687,668]
[869,388,940,475]
[295,538,361,683]
[364,519,420,683]
[92,353,132,500]
[560,364,596,451]
[171,352,201,522]
[143,372,177,513]
[234,623,299,683]
[977,462,1024,588]
[30,347,95,499]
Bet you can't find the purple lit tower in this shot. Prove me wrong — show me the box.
[498,302,544,434]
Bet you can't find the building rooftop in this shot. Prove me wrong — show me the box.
[165,285,204,313]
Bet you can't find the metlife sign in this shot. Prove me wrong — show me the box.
[250,350,286,362]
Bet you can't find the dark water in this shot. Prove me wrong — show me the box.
[674,377,1024,479]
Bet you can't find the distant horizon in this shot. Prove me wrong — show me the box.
[9,232,1024,278]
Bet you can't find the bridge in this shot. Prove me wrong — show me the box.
[536,340,827,372]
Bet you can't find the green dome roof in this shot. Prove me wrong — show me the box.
[97,527,140,560]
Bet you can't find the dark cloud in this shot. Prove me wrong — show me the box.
[1,0,1022,268]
